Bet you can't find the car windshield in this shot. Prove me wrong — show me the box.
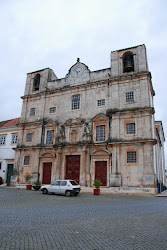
[70,180,78,186]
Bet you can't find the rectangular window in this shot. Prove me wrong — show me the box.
[26,133,33,142]
[97,99,105,106]
[72,94,80,110]
[12,134,18,144]
[24,156,30,165]
[50,107,56,113]
[0,136,6,145]
[0,162,1,170]
[96,125,105,141]
[126,123,135,134]
[30,108,35,116]
[126,92,134,102]
[127,151,136,163]
[46,130,54,144]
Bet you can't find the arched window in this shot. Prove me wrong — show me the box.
[33,74,40,91]
[123,52,134,73]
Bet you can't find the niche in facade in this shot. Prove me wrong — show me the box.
[33,74,40,91]
[123,52,134,73]
[70,129,78,142]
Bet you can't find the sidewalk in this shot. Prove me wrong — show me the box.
[1,184,167,196]
[80,186,157,196]
[0,184,7,187]
[155,190,167,197]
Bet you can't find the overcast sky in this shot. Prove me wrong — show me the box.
[0,0,166,164]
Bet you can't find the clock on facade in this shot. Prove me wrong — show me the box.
[72,67,84,78]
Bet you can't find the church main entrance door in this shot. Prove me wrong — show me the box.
[66,155,80,184]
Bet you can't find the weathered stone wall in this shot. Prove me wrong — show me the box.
[15,44,160,193]
[21,75,153,126]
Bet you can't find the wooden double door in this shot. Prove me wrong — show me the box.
[66,155,80,184]
[95,161,107,186]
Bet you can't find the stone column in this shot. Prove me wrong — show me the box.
[56,148,62,179]
[80,146,87,186]
[110,144,121,187]
[85,148,91,187]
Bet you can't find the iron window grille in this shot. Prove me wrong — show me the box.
[126,123,135,134]
[24,156,30,165]
[26,133,33,142]
[50,107,56,113]
[72,94,80,110]
[127,151,136,163]
[46,130,54,144]
[97,99,105,106]
[30,108,35,116]
[126,92,134,102]
[12,135,18,144]
[0,136,6,145]
[96,125,105,141]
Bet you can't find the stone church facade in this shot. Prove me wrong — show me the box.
[14,44,165,193]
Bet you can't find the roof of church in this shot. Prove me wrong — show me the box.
[0,118,20,129]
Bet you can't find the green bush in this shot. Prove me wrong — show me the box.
[24,174,33,184]
[33,180,41,186]
[93,179,102,189]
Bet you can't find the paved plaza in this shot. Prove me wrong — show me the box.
[0,188,167,250]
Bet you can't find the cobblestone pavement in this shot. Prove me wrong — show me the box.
[0,188,167,250]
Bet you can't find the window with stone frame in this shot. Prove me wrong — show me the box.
[24,156,30,165]
[96,125,105,141]
[26,133,33,142]
[126,91,134,102]
[30,108,36,116]
[50,107,56,113]
[46,130,54,144]
[126,123,135,134]
[0,135,6,145]
[12,134,18,144]
[127,151,136,163]
[97,99,105,106]
[72,94,80,110]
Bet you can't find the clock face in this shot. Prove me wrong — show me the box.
[72,67,84,78]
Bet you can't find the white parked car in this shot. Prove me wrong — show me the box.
[40,180,81,197]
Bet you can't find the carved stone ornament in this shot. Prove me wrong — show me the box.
[83,123,91,141]
[92,113,109,122]
[70,129,78,142]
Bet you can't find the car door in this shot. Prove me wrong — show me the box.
[60,181,68,194]
[51,181,61,193]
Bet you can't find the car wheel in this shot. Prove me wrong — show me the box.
[66,190,71,197]
[74,193,78,196]
[42,188,48,194]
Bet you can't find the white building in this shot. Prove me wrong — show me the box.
[0,118,20,184]
[154,121,166,192]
